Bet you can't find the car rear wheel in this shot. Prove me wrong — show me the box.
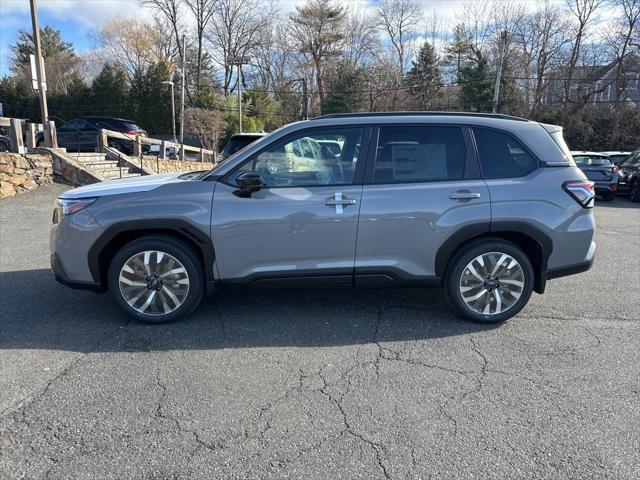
[108,236,204,323]
[446,238,534,323]
[630,179,640,202]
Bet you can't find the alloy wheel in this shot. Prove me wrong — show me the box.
[118,250,190,316]
[459,251,525,315]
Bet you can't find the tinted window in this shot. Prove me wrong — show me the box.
[64,120,78,130]
[231,128,364,187]
[223,138,255,156]
[473,128,538,179]
[373,126,466,183]
[572,155,612,167]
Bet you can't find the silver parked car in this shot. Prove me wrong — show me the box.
[51,112,596,324]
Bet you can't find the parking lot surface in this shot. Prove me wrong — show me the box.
[1,184,639,479]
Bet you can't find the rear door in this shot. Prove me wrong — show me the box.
[211,126,369,284]
[355,124,491,283]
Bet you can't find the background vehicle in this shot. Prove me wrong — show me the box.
[0,132,9,152]
[616,150,640,201]
[219,133,266,160]
[36,116,147,154]
[51,113,596,325]
[600,151,631,166]
[571,151,619,201]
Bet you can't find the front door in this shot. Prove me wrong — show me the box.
[212,126,369,285]
[355,124,491,283]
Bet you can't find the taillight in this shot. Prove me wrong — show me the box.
[563,180,595,208]
[610,165,619,173]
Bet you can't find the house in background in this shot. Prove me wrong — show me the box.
[544,52,640,107]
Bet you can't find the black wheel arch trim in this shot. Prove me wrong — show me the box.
[87,219,215,288]
[434,221,553,293]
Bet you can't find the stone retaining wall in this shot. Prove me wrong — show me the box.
[142,157,215,175]
[0,152,53,199]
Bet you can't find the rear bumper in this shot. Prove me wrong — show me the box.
[592,181,617,193]
[547,240,596,280]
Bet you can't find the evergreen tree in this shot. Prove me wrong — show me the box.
[405,42,443,110]
[128,62,172,134]
[458,57,493,112]
[320,64,366,114]
[445,24,472,83]
[91,65,130,119]
[11,26,74,69]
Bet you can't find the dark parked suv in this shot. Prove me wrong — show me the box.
[37,116,147,154]
[51,113,596,324]
[616,149,640,201]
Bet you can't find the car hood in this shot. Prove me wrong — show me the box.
[59,173,186,200]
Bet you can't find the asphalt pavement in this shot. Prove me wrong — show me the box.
[0,183,639,479]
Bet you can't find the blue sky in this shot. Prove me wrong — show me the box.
[1,0,610,78]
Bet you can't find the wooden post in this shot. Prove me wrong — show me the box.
[47,120,57,148]
[161,140,167,160]
[98,129,108,152]
[198,148,205,162]
[133,135,142,157]
[9,118,25,154]
[26,123,37,149]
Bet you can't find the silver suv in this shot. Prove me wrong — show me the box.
[51,113,596,324]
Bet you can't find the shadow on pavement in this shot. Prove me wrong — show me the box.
[0,269,498,353]
[594,196,640,208]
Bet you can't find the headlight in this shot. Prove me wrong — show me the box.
[53,197,97,223]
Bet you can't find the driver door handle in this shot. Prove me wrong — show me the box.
[325,193,357,213]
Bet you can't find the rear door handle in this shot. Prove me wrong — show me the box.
[449,191,481,200]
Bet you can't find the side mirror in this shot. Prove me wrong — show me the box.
[235,171,264,196]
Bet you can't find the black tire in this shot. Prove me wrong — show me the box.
[600,191,615,201]
[630,178,640,202]
[107,236,205,324]
[445,238,534,324]
[0,141,8,152]
[36,139,44,148]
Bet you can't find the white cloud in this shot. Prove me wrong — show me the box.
[0,0,148,27]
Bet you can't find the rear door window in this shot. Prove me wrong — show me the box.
[473,128,538,179]
[372,126,466,183]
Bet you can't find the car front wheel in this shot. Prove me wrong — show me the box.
[446,238,534,323]
[108,236,205,323]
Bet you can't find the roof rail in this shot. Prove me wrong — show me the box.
[311,111,529,122]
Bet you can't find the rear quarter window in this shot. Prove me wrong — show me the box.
[473,128,538,179]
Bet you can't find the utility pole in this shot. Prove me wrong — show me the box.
[29,0,50,145]
[162,81,177,143]
[492,30,508,114]
[230,57,250,133]
[179,34,186,160]
[292,78,309,120]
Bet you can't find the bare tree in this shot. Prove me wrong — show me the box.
[514,0,571,114]
[143,0,185,63]
[208,0,275,95]
[94,17,167,79]
[376,0,423,74]
[183,0,218,96]
[184,106,226,151]
[563,0,605,105]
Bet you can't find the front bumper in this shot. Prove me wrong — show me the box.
[51,253,104,292]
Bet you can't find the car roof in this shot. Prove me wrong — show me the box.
[570,151,608,157]
[78,116,136,123]
[313,111,529,122]
[599,151,630,155]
